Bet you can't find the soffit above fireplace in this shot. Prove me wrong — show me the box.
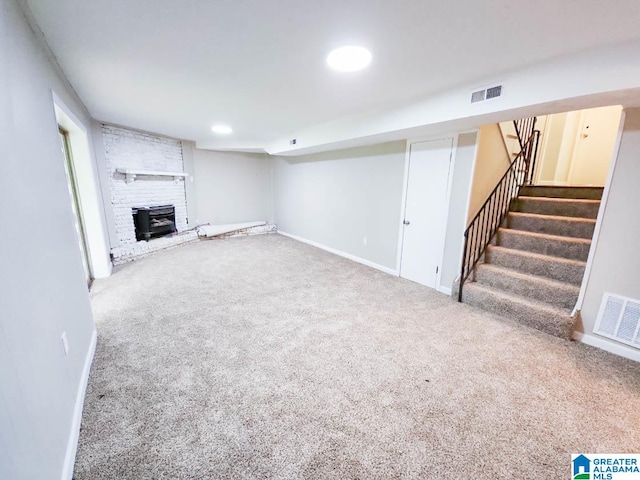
[115,168,189,184]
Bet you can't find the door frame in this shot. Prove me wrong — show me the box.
[52,90,113,278]
[59,127,93,286]
[395,133,459,293]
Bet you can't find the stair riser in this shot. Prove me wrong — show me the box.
[520,186,604,200]
[513,198,600,219]
[485,247,585,285]
[463,284,574,339]
[496,230,591,262]
[506,214,595,239]
[475,266,579,310]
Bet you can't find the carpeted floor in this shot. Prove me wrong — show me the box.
[75,234,640,479]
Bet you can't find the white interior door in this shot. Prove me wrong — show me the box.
[400,138,453,288]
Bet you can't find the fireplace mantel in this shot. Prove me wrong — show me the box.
[115,168,189,184]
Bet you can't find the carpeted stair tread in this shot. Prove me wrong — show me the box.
[513,196,600,219]
[462,282,574,339]
[475,263,580,309]
[520,185,604,200]
[506,211,596,239]
[485,245,586,285]
[496,227,591,261]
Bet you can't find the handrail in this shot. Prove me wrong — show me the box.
[458,129,540,302]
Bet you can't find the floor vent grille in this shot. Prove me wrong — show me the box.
[594,293,640,349]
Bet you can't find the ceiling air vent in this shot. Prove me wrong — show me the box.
[470,84,503,103]
[486,85,502,99]
[594,293,640,349]
[470,89,486,103]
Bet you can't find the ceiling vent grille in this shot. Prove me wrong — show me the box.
[486,85,502,99]
[470,84,503,103]
[594,293,640,349]
[470,90,486,103]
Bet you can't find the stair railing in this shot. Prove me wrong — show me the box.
[513,116,540,183]
[458,129,540,302]
[513,117,537,149]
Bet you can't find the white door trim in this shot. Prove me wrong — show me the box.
[51,90,113,278]
[396,134,459,293]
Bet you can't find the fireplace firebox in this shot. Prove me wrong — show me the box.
[132,205,177,241]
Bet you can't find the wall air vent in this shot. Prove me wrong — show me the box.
[470,84,503,103]
[594,293,640,349]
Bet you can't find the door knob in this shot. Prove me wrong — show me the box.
[403,220,410,225]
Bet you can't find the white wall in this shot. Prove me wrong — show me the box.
[102,125,188,245]
[578,108,640,358]
[192,149,272,225]
[272,136,478,280]
[0,0,99,478]
[272,142,406,270]
[268,40,640,156]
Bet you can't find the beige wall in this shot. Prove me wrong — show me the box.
[467,124,511,222]
[537,113,567,183]
[535,106,622,186]
[441,132,478,288]
[579,108,640,351]
[567,106,622,185]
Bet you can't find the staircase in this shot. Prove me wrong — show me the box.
[460,186,603,339]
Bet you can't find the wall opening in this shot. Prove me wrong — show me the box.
[529,105,622,187]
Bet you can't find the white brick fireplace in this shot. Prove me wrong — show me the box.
[103,125,196,262]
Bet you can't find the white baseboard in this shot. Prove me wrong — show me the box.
[61,329,97,480]
[277,231,398,276]
[438,285,452,296]
[573,332,640,363]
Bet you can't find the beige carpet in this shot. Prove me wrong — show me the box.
[75,234,640,479]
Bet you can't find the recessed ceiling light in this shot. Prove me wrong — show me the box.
[211,125,232,134]
[326,46,372,72]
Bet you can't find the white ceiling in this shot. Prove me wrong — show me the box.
[25,0,640,151]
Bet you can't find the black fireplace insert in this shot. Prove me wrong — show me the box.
[132,205,177,241]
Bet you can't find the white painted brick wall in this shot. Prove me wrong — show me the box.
[102,125,188,246]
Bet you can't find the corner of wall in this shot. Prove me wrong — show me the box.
[181,140,198,227]
[91,121,119,249]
